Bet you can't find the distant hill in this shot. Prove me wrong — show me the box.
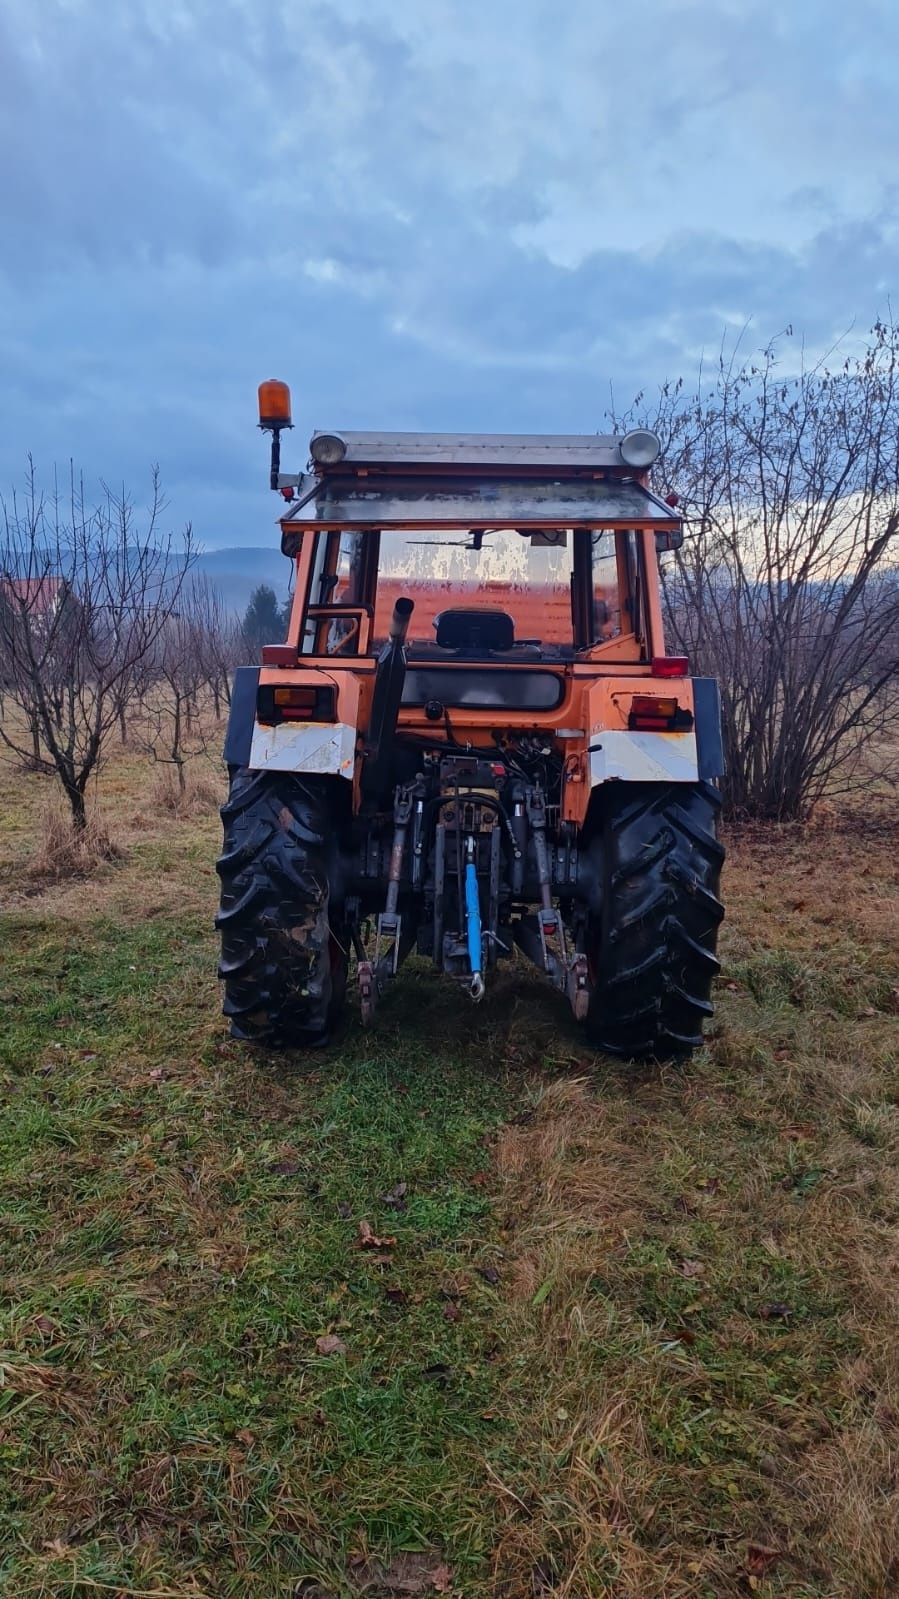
[195,546,294,614]
[5,542,294,618]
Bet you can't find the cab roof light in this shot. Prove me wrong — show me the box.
[310,431,348,467]
[620,428,661,469]
[258,379,293,431]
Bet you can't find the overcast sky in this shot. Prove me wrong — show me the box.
[2,0,897,548]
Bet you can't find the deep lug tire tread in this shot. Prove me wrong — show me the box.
[586,781,724,1061]
[215,769,345,1048]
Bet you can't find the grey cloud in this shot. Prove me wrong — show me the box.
[0,0,897,546]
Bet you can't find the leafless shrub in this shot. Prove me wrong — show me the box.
[619,320,899,818]
[0,459,195,829]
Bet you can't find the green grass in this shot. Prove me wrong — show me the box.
[1,772,898,1597]
[0,917,518,1596]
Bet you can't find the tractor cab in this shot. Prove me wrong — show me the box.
[275,425,683,667]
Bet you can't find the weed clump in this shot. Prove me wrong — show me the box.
[148,768,223,817]
[27,807,120,882]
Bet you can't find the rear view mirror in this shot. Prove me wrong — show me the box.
[655,527,684,553]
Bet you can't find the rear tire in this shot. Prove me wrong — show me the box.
[584,781,724,1061]
[215,769,347,1048]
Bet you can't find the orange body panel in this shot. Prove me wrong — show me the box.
[259,656,694,825]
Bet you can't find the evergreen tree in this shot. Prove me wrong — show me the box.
[242,584,283,651]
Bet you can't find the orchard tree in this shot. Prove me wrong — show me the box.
[0,459,195,829]
[618,320,899,819]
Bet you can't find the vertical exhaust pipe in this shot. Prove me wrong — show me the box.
[365,598,414,801]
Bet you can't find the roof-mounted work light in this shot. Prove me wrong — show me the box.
[257,379,293,491]
[620,428,661,469]
[310,431,348,467]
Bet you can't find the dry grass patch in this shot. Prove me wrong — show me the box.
[25,805,121,884]
[147,766,225,817]
[483,808,899,1598]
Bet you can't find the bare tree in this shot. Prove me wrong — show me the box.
[0,460,195,829]
[619,321,899,818]
[138,579,221,794]
[185,575,243,721]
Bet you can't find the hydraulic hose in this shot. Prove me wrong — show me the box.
[465,849,484,1001]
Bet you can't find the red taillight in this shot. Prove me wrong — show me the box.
[628,694,693,732]
[274,686,317,714]
[261,644,296,666]
[651,655,689,677]
[257,683,336,723]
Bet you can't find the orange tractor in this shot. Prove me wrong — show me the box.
[217,381,724,1058]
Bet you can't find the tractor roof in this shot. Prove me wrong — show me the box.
[310,430,633,471]
[279,429,679,531]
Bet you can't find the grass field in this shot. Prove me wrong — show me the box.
[1,743,897,1599]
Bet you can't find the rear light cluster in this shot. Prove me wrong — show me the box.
[628,694,694,732]
[651,655,689,677]
[257,684,336,724]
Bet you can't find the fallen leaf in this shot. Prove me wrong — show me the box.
[337,1202,353,1219]
[269,1159,301,1176]
[42,1538,74,1558]
[384,1285,407,1305]
[358,1220,397,1250]
[859,1006,877,1018]
[315,1333,347,1356]
[746,1543,782,1577]
[148,1068,165,1082]
[235,1427,256,1447]
[381,1181,408,1208]
[679,1259,705,1278]
[443,1301,461,1322]
[34,1315,57,1336]
[477,1265,501,1285]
